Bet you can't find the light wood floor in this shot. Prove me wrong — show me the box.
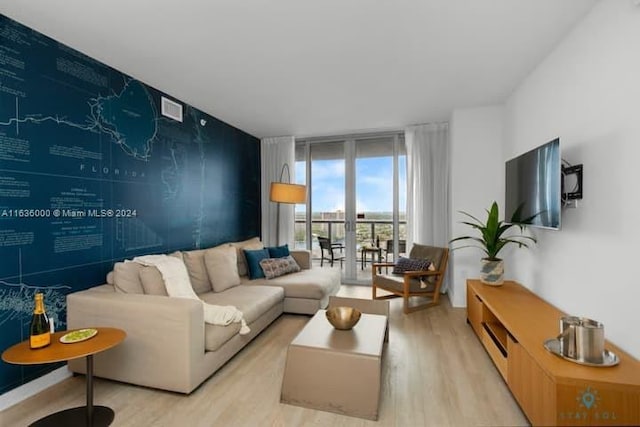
[0,286,528,426]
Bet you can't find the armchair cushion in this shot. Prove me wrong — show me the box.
[409,244,445,270]
[374,273,436,293]
[408,244,446,284]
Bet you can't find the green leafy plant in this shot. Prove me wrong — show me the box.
[450,201,537,260]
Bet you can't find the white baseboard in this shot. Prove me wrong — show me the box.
[0,365,71,412]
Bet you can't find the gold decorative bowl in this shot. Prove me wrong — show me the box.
[326,306,361,330]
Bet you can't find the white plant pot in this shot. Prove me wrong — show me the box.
[480,258,504,286]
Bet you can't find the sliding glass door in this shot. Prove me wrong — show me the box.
[295,133,405,284]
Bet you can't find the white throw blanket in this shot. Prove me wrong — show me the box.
[130,255,250,335]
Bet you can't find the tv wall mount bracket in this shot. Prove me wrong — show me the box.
[562,163,583,201]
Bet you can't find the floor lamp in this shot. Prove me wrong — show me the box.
[270,163,306,246]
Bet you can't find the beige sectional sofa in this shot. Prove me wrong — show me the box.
[67,237,341,393]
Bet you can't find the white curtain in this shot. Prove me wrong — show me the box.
[405,123,450,289]
[261,136,296,247]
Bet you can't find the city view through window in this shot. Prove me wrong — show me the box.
[295,152,406,260]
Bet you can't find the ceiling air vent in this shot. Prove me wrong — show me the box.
[161,96,183,122]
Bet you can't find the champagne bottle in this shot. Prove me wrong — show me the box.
[30,292,51,349]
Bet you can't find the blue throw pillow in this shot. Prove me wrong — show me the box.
[267,244,290,258]
[243,248,270,279]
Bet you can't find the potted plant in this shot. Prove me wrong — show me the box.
[450,201,537,286]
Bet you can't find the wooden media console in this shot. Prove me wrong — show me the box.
[467,279,640,426]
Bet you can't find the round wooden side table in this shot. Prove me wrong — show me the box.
[2,327,126,427]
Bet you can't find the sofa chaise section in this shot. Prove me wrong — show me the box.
[245,269,340,314]
[245,249,341,314]
[67,284,284,393]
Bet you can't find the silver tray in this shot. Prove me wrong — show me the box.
[543,338,619,367]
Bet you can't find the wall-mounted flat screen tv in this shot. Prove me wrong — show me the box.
[505,138,561,230]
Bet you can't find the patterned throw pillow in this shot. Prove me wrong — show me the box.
[259,255,301,279]
[392,257,433,274]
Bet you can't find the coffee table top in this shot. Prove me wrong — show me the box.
[2,327,126,365]
[291,310,386,357]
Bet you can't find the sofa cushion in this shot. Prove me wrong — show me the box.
[204,244,241,292]
[229,237,263,277]
[181,249,212,294]
[113,262,144,294]
[200,286,283,352]
[266,244,290,258]
[259,256,300,279]
[290,250,311,270]
[137,251,183,296]
[243,268,340,300]
[203,322,242,352]
[200,285,284,325]
[169,250,184,262]
[243,248,270,279]
[139,266,169,296]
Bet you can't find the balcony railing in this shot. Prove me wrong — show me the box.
[294,218,407,252]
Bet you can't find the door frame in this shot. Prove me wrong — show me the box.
[296,131,405,284]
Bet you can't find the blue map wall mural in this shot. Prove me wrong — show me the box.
[0,14,261,393]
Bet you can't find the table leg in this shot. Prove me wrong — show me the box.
[87,354,94,425]
[29,354,115,427]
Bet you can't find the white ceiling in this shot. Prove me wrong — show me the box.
[1,0,597,139]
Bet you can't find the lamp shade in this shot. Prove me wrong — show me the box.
[270,182,306,204]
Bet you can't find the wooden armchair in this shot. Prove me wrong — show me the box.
[372,243,449,314]
[317,236,345,267]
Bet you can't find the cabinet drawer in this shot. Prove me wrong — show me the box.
[507,334,556,426]
[481,325,507,380]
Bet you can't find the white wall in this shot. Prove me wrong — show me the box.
[449,106,504,307]
[504,0,640,358]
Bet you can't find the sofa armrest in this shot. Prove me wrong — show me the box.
[290,250,311,270]
[67,287,205,393]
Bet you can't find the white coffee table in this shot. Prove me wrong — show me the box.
[280,308,387,420]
